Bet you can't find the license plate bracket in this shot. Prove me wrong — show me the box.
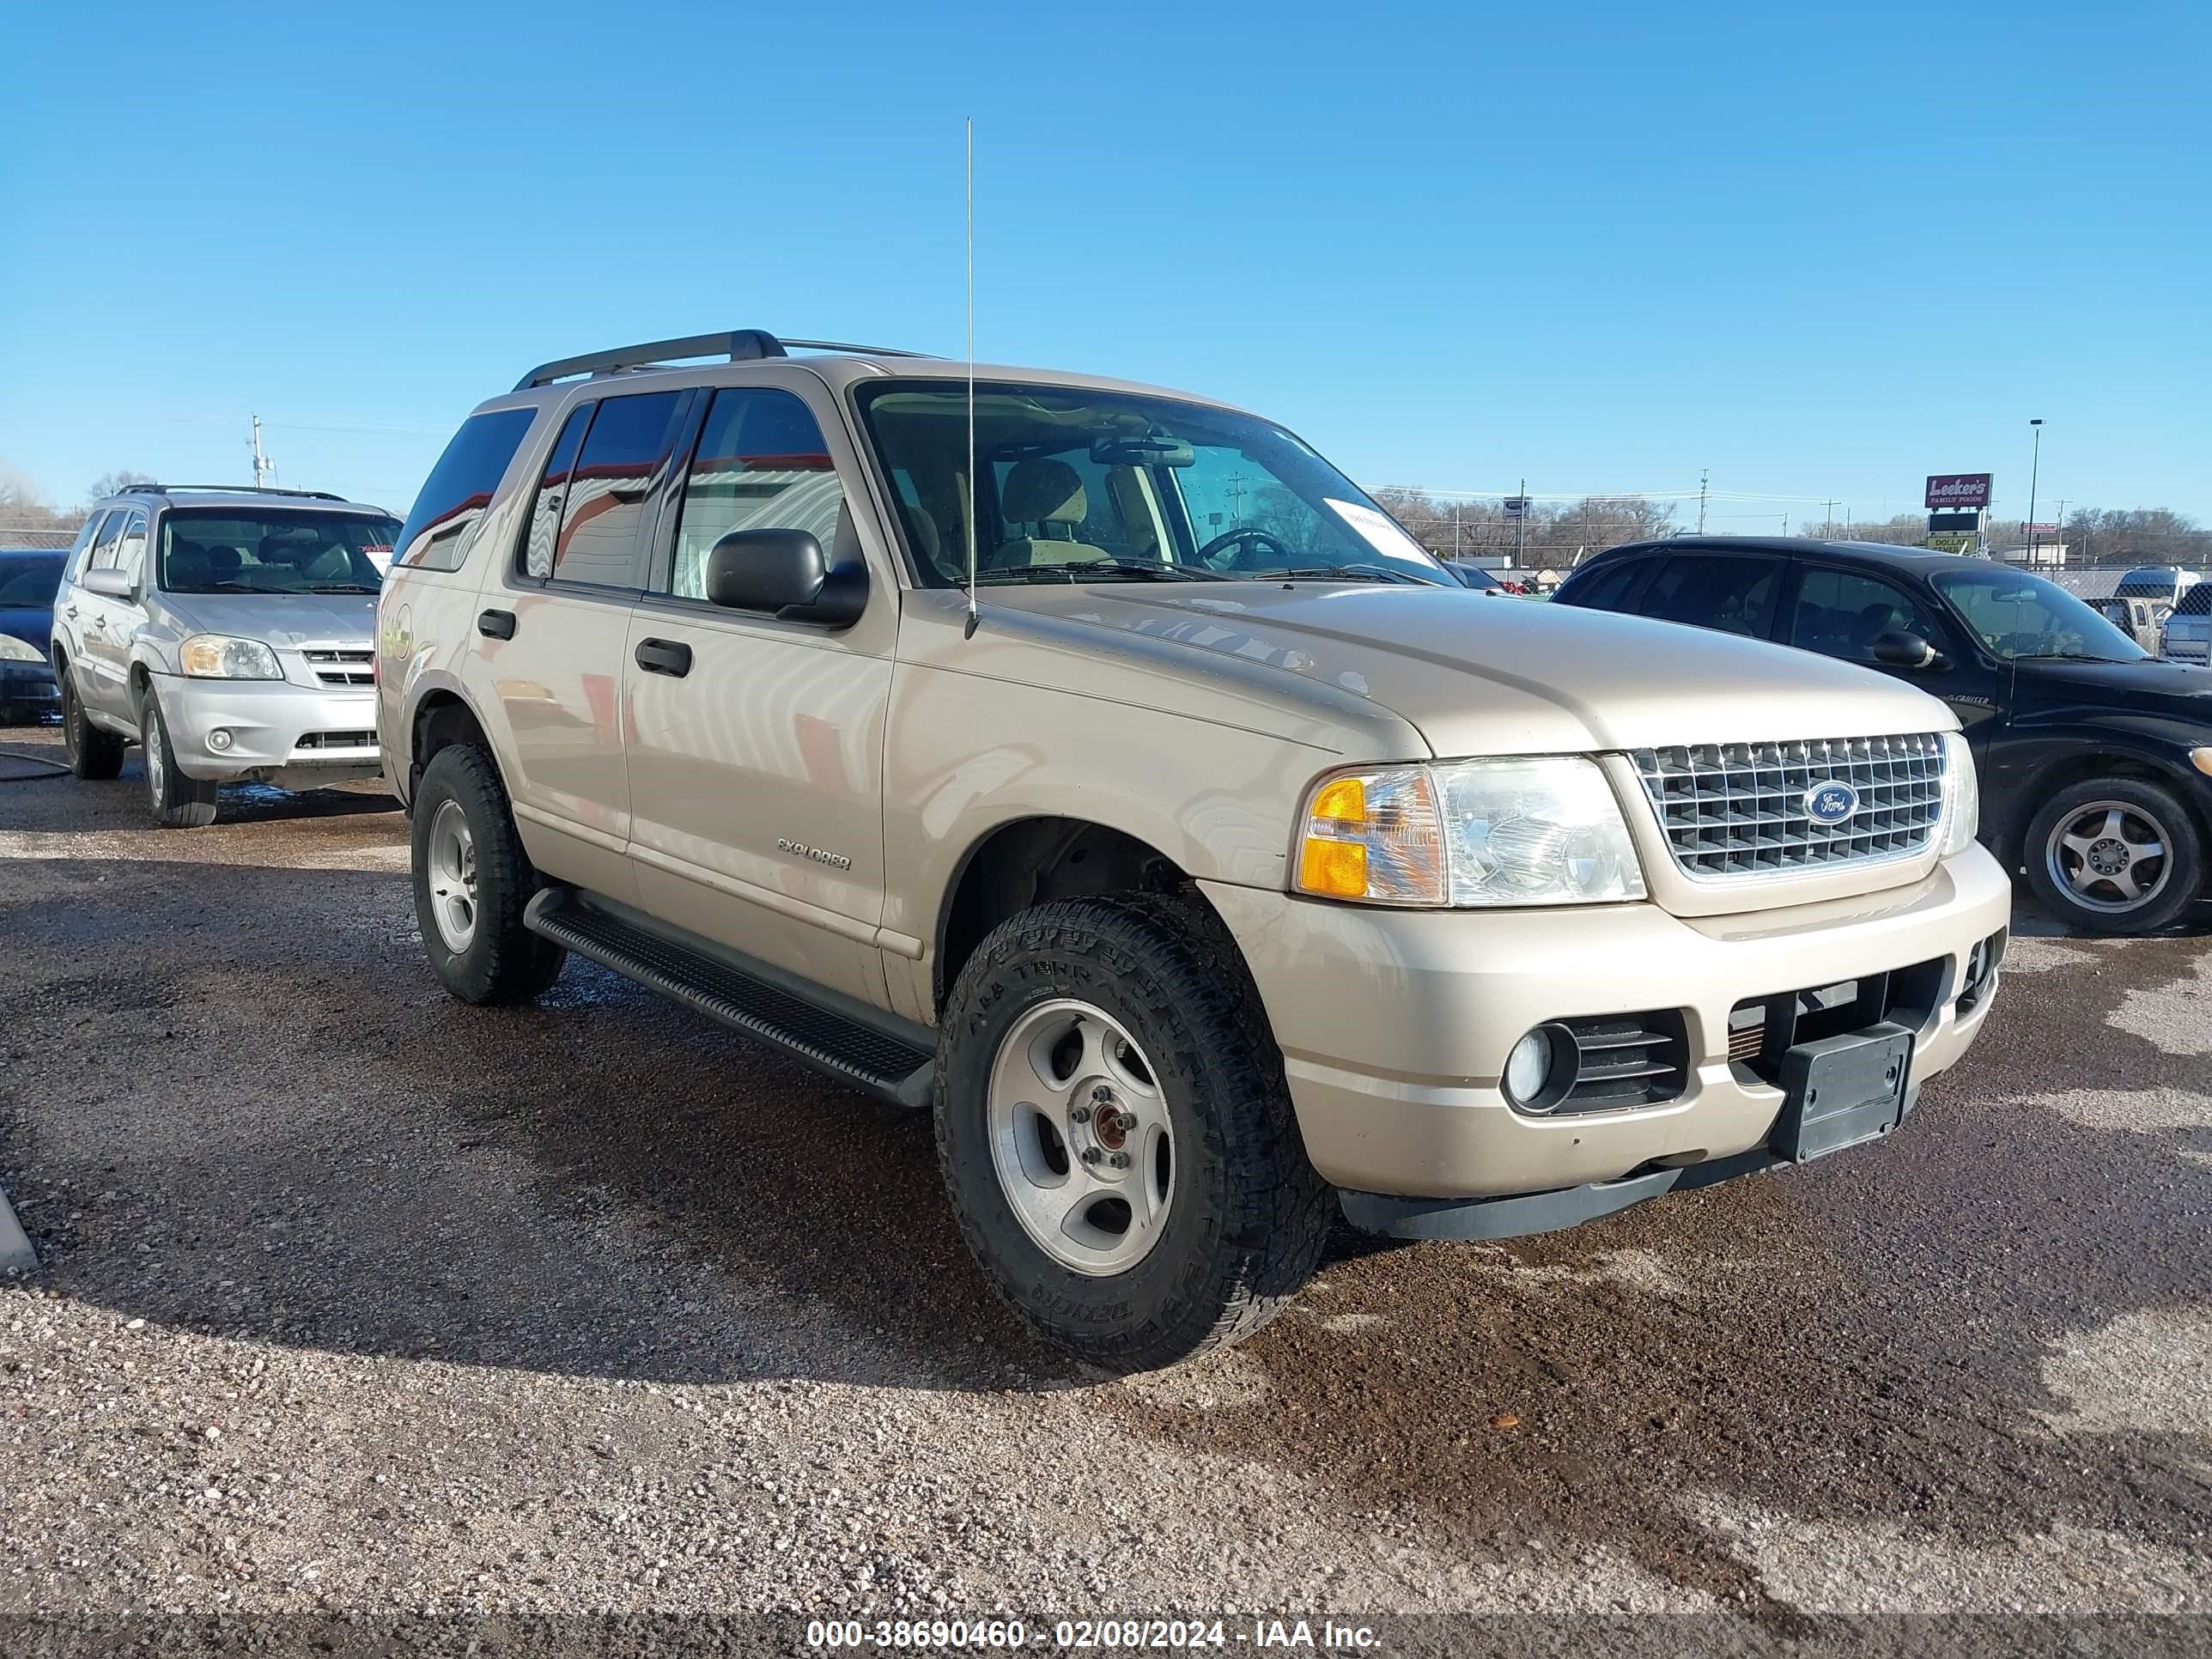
[1771,1021,1914,1163]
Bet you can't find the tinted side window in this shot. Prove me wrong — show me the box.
[397,407,538,573]
[65,511,111,581]
[541,391,684,588]
[88,512,129,570]
[1558,559,1646,611]
[664,389,845,600]
[1790,567,1951,664]
[1638,555,1779,638]
[521,403,594,581]
[2174,584,2212,617]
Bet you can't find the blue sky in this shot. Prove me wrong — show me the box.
[3,0,2206,530]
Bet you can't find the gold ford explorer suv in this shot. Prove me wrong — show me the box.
[377,329,2009,1371]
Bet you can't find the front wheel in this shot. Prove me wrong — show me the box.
[934,894,1332,1372]
[410,744,566,1004]
[138,685,218,828]
[2024,777,2203,936]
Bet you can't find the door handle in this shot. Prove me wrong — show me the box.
[633,637,693,678]
[64,604,78,619]
[477,609,517,641]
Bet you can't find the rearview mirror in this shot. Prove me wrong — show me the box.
[1091,435,1195,467]
[82,568,135,601]
[705,529,868,628]
[1871,629,1946,671]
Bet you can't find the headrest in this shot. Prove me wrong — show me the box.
[167,545,213,587]
[1001,458,1085,526]
[904,506,941,562]
[206,544,242,571]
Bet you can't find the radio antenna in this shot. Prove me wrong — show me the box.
[963,116,980,641]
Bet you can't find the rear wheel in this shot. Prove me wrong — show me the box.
[934,894,1332,1372]
[410,744,566,1004]
[137,686,217,828]
[2024,777,2202,936]
[61,674,125,781]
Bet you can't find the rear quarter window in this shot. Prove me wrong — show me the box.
[2172,584,2212,617]
[394,408,540,573]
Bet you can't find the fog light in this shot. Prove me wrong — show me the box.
[206,727,233,751]
[1503,1024,1579,1114]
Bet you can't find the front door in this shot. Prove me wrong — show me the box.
[82,508,149,720]
[620,379,896,1003]
[1784,562,2005,760]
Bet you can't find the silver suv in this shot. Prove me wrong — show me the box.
[379,330,2009,1370]
[52,485,400,826]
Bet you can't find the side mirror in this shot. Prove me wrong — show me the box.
[704,528,869,628]
[1871,629,1947,672]
[82,568,136,601]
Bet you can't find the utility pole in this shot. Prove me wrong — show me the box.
[248,416,274,489]
[1453,501,1462,558]
[1780,515,1790,537]
[2054,498,2067,562]
[2025,419,2045,563]
[1697,469,1709,534]
[1515,477,1526,568]
[1824,499,1838,538]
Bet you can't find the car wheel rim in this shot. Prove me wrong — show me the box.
[2045,799,2173,914]
[143,710,164,801]
[986,998,1174,1279]
[427,799,479,953]
[63,684,78,761]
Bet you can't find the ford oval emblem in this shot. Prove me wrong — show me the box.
[1805,780,1859,826]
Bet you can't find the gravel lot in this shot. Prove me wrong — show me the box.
[2,724,2209,1644]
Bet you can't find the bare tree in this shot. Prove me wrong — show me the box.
[86,469,158,503]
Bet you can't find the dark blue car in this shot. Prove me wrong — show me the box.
[0,548,65,723]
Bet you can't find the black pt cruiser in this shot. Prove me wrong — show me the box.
[1553,538,2212,934]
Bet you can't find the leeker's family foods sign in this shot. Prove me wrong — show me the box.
[1925,473,1993,509]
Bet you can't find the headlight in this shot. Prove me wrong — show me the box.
[0,633,43,664]
[179,635,284,680]
[1939,732,1979,856]
[1296,757,1646,907]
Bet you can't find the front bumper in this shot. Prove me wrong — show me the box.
[1200,842,2012,1205]
[0,659,59,715]
[150,673,382,784]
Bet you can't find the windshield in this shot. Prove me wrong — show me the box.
[1932,567,2148,663]
[0,555,64,607]
[158,510,399,595]
[856,380,1451,587]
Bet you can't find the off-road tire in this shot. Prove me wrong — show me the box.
[137,685,218,829]
[934,893,1333,1373]
[61,674,125,780]
[411,743,566,1004]
[2023,775,2203,937]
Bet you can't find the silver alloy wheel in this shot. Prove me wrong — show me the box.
[142,704,165,802]
[986,998,1174,1278]
[2045,799,2172,914]
[426,799,480,953]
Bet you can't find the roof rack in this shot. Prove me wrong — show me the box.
[514,330,927,392]
[120,483,349,501]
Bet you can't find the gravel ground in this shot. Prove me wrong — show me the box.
[2,724,2209,1643]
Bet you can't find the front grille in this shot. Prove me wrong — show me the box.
[303,647,374,686]
[1632,732,1947,881]
[295,730,376,751]
[1554,1012,1688,1113]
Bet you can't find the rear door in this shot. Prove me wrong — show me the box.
[483,386,690,901]
[52,510,112,675]
[620,377,896,1002]
[1633,551,1788,641]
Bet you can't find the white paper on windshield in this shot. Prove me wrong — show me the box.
[1326,498,1431,564]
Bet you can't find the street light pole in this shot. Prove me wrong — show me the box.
[2025,419,2045,562]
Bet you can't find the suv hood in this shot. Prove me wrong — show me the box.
[159,590,380,645]
[988,583,1955,755]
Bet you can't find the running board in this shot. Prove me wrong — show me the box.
[524,889,937,1109]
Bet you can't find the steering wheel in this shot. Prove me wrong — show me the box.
[1197,527,1293,573]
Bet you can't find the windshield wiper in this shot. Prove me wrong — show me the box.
[301,582,380,593]
[2011,650,2132,663]
[985,558,1231,584]
[1269,563,1432,586]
